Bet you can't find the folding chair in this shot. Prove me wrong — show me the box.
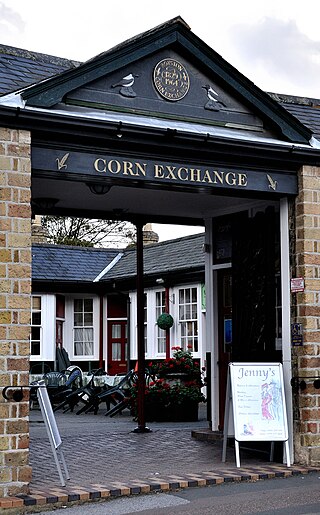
[79,369,137,416]
[49,366,82,406]
[54,368,106,414]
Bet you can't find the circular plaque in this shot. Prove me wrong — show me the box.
[153,59,190,101]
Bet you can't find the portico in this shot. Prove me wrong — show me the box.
[1,16,320,496]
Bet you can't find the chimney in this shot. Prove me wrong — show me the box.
[31,215,48,244]
[142,223,159,245]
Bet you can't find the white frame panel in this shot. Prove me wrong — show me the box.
[64,294,99,361]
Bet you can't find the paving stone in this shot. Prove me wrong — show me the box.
[6,406,317,512]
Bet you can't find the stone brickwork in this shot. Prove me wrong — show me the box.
[0,127,32,496]
[293,165,320,466]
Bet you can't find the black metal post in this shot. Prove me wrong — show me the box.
[133,221,151,433]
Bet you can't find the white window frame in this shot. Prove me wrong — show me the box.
[155,290,167,356]
[129,286,203,360]
[173,284,202,358]
[64,295,99,361]
[30,294,55,362]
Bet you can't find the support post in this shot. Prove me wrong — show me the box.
[133,221,151,433]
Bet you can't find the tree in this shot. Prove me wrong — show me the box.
[41,216,136,248]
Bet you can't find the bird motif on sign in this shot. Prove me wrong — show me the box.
[112,73,139,98]
[56,153,69,171]
[202,84,226,111]
[266,174,278,191]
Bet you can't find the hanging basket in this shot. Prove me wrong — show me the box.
[157,313,174,330]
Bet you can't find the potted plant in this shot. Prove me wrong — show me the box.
[148,346,202,383]
[131,346,206,421]
[156,312,174,330]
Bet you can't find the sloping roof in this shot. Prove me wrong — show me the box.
[268,93,320,141]
[31,233,205,285]
[104,232,205,282]
[0,17,313,145]
[0,44,79,96]
[1,39,318,142]
[32,244,120,282]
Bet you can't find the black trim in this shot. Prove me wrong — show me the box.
[18,18,311,144]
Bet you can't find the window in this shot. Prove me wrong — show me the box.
[111,324,122,361]
[178,287,198,352]
[156,290,166,353]
[73,298,94,356]
[31,296,42,356]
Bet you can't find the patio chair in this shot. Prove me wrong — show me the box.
[45,366,83,408]
[102,369,155,417]
[53,368,107,414]
[77,369,137,416]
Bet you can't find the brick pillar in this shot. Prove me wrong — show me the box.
[293,165,320,466]
[0,127,32,496]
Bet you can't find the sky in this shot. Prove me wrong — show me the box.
[1,0,320,241]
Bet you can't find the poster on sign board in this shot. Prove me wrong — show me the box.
[229,363,288,442]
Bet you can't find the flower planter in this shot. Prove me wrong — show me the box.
[145,401,199,422]
[163,372,190,385]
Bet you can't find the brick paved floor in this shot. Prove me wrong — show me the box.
[1,405,319,512]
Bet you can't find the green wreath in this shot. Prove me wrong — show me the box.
[157,313,174,330]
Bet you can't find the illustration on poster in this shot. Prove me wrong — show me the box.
[261,381,282,421]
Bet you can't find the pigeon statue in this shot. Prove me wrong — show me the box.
[112,73,139,98]
[202,84,226,111]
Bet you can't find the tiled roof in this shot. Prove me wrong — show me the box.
[0,44,79,95]
[32,244,120,282]
[268,93,320,141]
[31,233,205,284]
[0,45,320,143]
[1,44,319,140]
[102,233,205,281]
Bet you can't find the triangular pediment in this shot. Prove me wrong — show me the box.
[22,17,311,144]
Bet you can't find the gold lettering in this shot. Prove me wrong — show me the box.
[225,172,237,186]
[202,170,213,183]
[94,158,106,173]
[212,170,224,185]
[107,160,121,174]
[121,161,146,176]
[190,168,201,182]
[238,173,248,187]
[165,166,177,180]
[177,167,188,181]
[122,161,134,175]
[154,164,165,178]
[135,162,147,176]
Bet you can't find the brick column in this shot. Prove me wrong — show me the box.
[0,128,32,496]
[293,165,320,466]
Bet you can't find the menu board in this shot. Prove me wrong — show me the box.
[229,363,288,442]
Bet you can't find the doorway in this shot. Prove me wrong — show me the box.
[107,320,128,375]
[107,295,128,375]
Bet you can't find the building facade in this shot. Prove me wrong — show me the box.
[30,235,206,376]
[1,17,320,496]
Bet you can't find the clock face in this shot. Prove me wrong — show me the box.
[153,59,190,101]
